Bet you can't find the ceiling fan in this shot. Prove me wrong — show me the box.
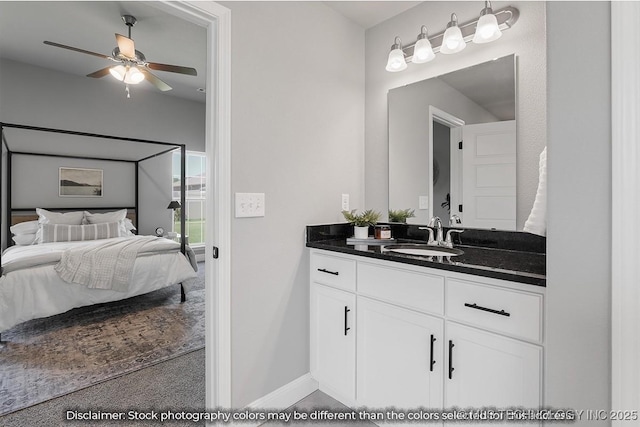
[43,14,197,97]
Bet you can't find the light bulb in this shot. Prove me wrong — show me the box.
[440,14,466,54]
[385,37,407,72]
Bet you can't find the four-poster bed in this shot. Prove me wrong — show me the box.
[0,122,197,339]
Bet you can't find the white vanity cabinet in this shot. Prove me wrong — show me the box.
[309,249,545,411]
[310,252,357,404]
[357,296,444,408]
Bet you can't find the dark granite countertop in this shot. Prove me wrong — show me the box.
[306,224,546,287]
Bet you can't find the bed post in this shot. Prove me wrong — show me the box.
[180,145,186,303]
[135,161,140,232]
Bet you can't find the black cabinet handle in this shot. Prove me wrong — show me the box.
[464,302,510,317]
[448,340,455,380]
[344,306,351,336]
[318,268,339,276]
[430,334,436,372]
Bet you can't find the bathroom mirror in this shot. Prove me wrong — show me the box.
[389,55,517,230]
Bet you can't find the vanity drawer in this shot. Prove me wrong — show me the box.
[357,262,444,315]
[311,252,356,292]
[446,279,543,342]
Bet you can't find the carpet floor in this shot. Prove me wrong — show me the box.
[0,262,205,417]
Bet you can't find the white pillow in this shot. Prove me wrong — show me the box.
[36,208,84,225]
[10,220,39,235]
[12,233,37,246]
[40,222,124,243]
[123,218,137,235]
[83,209,127,224]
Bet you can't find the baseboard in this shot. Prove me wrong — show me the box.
[236,373,318,427]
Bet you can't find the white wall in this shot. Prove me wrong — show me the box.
[0,58,205,235]
[546,2,611,418]
[219,1,365,408]
[365,1,546,229]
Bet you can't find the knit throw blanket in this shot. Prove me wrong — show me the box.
[54,236,164,292]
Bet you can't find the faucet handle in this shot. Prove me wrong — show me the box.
[449,214,462,226]
[418,227,436,245]
[445,229,464,248]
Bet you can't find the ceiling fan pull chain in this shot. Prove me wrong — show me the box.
[125,84,131,99]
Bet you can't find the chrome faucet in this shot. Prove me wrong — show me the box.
[420,216,464,248]
[427,216,444,245]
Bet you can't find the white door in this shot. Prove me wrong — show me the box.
[310,283,356,403]
[445,322,542,408]
[461,120,517,230]
[357,296,444,409]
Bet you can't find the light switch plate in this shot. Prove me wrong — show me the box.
[419,196,429,210]
[235,193,265,218]
[341,194,350,211]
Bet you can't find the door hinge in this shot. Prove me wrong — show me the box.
[458,141,463,149]
[212,246,219,259]
[459,204,463,213]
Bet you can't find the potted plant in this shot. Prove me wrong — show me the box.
[342,209,381,239]
[388,208,415,223]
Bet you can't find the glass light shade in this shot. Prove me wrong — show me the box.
[473,13,502,43]
[109,65,127,81]
[125,67,145,84]
[386,48,407,72]
[412,38,435,64]
[441,25,466,54]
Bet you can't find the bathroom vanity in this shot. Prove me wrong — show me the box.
[307,223,546,412]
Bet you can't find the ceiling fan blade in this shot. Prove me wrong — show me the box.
[43,41,110,60]
[115,33,136,59]
[86,67,113,78]
[147,62,197,76]
[141,69,172,92]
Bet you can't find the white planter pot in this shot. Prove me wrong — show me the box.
[354,226,369,239]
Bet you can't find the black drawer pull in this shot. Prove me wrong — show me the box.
[344,306,351,336]
[318,268,339,276]
[464,303,510,317]
[429,334,436,372]
[448,340,455,380]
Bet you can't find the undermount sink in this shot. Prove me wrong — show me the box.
[383,244,464,257]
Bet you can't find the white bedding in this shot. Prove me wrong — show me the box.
[0,236,198,333]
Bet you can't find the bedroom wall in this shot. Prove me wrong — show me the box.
[0,58,205,236]
[219,1,365,408]
[365,1,546,229]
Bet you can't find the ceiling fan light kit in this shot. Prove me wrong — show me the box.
[43,14,197,98]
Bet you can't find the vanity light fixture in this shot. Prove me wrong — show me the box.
[384,4,519,72]
[385,36,408,72]
[473,1,502,43]
[441,14,466,54]
[412,26,435,64]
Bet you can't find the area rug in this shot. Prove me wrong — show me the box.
[0,262,205,416]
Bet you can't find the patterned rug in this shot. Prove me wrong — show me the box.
[0,262,205,416]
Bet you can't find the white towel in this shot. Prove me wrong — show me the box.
[524,146,547,236]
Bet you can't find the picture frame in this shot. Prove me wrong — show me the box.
[59,167,103,197]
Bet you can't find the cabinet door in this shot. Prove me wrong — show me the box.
[445,322,542,408]
[310,283,356,403]
[357,296,444,408]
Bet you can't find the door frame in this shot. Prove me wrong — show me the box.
[611,1,640,418]
[154,1,232,408]
[428,106,464,223]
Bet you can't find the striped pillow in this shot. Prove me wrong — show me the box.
[41,222,123,243]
